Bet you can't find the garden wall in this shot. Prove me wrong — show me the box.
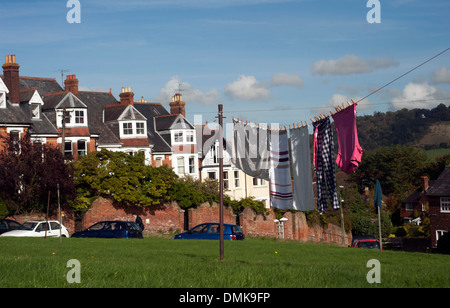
[7,197,352,246]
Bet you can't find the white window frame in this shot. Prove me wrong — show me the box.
[186,131,194,143]
[405,203,414,212]
[75,110,85,124]
[223,171,229,190]
[77,140,87,157]
[177,156,185,175]
[0,92,5,109]
[57,108,88,128]
[123,122,133,135]
[174,131,184,143]
[64,141,73,160]
[188,156,194,174]
[207,171,216,180]
[253,178,265,187]
[31,103,40,119]
[440,197,450,213]
[234,170,240,188]
[436,230,448,245]
[136,122,145,135]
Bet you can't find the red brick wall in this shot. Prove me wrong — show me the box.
[239,207,278,238]
[82,197,185,234]
[429,196,450,247]
[187,202,236,229]
[7,198,352,245]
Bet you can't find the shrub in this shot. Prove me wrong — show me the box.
[0,199,9,219]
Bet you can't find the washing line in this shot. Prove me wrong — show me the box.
[190,47,450,125]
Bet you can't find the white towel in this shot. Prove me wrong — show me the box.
[269,130,294,210]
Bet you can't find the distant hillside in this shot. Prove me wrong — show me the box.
[356,103,450,151]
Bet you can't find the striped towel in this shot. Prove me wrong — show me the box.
[269,130,294,210]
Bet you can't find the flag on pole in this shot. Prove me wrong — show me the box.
[374,179,383,250]
[374,179,382,214]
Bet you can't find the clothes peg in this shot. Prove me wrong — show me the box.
[351,99,356,104]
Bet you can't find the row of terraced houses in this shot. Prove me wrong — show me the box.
[0,55,270,206]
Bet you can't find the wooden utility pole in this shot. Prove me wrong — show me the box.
[61,108,67,157]
[218,104,224,261]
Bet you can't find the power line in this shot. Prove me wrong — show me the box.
[189,97,450,115]
[355,47,450,103]
[189,47,450,116]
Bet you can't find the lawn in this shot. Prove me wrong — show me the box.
[0,237,449,288]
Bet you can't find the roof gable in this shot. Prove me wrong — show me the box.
[427,166,450,197]
[118,105,147,121]
[0,78,9,93]
[55,92,87,109]
[155,114,194,131]
[29,90,44,105]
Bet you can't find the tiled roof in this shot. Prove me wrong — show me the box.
[427,166,450,197]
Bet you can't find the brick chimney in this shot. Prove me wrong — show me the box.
[420,176,429,192]
[169,93,186,117]
[119,87,134,105]
[2,55,20,104]
[64,74,79,97]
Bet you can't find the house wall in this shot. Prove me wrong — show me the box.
[429,196,450,247]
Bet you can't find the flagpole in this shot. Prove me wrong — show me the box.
[378,207,382,251]
[374,179,383,251]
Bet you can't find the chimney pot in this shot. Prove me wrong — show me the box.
[420,176,429,192]
[119,87,134,105]
[64,74,79,97]
[2,54,20,104]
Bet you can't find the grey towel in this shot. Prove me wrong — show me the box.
[232,120,270,181]
[289,126,315,211]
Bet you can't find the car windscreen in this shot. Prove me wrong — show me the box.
[232,225,243,234]
[358,241,380,249]
[88,222,106,231]
[126,222,141,231]
[20,222,38,230]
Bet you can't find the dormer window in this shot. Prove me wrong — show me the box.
[120,121,146,138]
[136,122,145,135]
[0,92,6,108]
[0,78,9,109]
[57,108,88,128]
[31,103,40,119]
[75,110,85,124]
[123,122,133,135]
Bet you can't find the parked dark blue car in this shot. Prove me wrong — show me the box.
[71,221,143,239]
[174,223,245,240]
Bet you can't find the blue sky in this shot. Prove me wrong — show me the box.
[1,0,449,129]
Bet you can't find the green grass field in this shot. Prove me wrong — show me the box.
[0,237,449,288]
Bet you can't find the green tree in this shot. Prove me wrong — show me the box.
[352,145,428,196]
[71,150,177,210]
[0,132,75,214]
[169,176,219,209]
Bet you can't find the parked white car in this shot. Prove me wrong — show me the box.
[0,220,70,238]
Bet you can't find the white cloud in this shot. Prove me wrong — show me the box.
[155,76,220,105]
[225,75,271,101]
[270,73,304,88]
[431,66,450,84]
[391,82,450,110]
[225,73,305,101]
[312,54,398,75]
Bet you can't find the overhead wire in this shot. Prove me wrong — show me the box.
[188,47,450,117]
